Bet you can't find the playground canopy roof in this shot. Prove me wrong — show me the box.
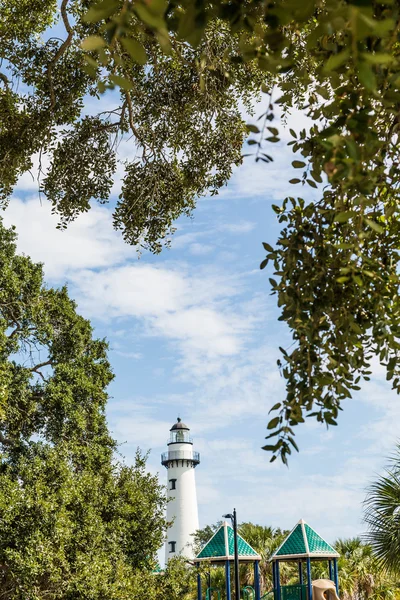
[271,519,339,561]
[196,521,261,563]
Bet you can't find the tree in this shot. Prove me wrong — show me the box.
[364,444,400,576]
[5,0,400,461]
[0,216,190,600]
[81,0,400,462]
[0,0,264,253]
[237,523,288,593]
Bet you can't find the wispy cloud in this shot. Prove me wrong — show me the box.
[3,197,132,279]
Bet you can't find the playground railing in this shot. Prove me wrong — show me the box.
[280,584,308,600]
[241,585,255,599]
[205,587,221,600]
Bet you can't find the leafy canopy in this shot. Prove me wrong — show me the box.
[0,0,264,253]
[82,0,400,463]
[0,217,191,600]
[4,0,400,462]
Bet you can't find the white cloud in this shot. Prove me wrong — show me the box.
[3,197,132,279]
[68,261,259,373]
[189,243,214,256]
[218,221,256,234]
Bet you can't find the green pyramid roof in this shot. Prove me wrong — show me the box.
[196,522,261,563]
[272,520,339,560]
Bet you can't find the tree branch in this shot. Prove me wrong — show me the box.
[0,432,12,447]
[124,90,144,143]
[47,0,74,109]
[0,72,10,90]
[30,360,52,382]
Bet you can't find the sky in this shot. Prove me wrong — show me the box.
[4,92,400,556]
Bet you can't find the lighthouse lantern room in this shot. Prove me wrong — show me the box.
[161,418,200,563]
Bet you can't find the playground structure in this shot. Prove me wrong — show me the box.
[195,519,341,600]
[195,521,261,600]
[271,519,340,600]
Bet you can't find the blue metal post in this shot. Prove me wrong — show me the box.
[225,560,231,600]
[276,561,281,600]
[299,561,303,585]
[328,560,333,582]
[197,564,202,600]
[272,560,276,600]
[254,561,260,600]
[333,558,339,595]
[306,557,312,600]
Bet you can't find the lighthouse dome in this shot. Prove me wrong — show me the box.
[170,417,190,431]
[168,418,192,444]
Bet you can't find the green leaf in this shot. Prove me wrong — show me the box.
[109,75,133,90]
[323,49,350,72]
[364,218,384,234]
[246,124,260,133]
[334,211,354,223]
[289,178,301,184]
[121,38,148,65]
[352,275,363,286]
[289,128,297,138]
[81,36,106,51]
[260,258,269,270]
[262,242,274,252]
[267,417,280,430]
[311,170,323,183]
[83,0,120,22]
[336,242,355,249]
[134,4,166,30]
[362,52,394,65]
[292,161,306,168]
[358,62,377,91]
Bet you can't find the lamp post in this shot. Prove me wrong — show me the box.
[223,508,240,600]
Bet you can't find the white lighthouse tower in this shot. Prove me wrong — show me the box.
[161,418,200,563]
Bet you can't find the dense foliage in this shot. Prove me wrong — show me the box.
[0,217,191,600]
[0,0,264,253]
[4,0,400,460]
[194,523,400,599]
[81,0,400,462]
[364,445,400,576]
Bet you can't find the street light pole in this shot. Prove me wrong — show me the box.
[223,509,240,600]
[232,508,240,600]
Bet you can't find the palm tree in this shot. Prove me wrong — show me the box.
[334,538,377,599]
[238,523,288,594]
[364,444,400,574]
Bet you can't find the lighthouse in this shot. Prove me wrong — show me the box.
[161,418,200,563]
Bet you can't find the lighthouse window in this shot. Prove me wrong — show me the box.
[169,541,176,553]
[169,479,177,490]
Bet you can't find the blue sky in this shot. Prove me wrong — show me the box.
[4,97,400,553]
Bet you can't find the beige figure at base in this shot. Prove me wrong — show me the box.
[312,579,340,600]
